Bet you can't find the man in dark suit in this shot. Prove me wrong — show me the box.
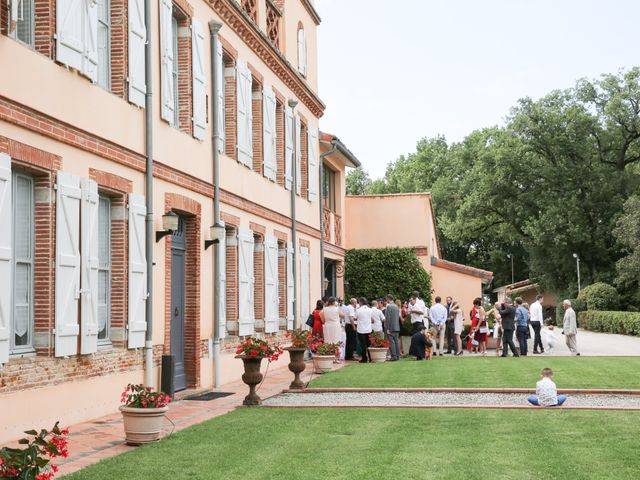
[384,295,401,361]
[498,298,519,357]
[409,325,431,360]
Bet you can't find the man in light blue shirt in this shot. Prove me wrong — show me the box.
[515,297,529,356]
[429,296,448,356]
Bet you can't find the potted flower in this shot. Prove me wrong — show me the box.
[235,337,284,406]
[368,332,390,363]
[310,340,341,374]
[285,330,314,389]
[0,422,69,479]
[119,384,171,445]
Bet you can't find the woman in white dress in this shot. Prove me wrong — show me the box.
[320,297,343,344]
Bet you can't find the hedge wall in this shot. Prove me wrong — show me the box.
[578,311,640,337]
[577,282,620,311]
[345,247,431,303]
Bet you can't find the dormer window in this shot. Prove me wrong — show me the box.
[297,23,307,77]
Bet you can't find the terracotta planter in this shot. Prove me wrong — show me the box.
[312,354,334,374]
[236,355,264,406]
[119,406,168,445]
[369,347,388,363]
[286,347,307,389]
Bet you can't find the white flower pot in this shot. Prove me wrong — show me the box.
[369,347,388,363]
[313,354,335,373]
[119,405,169,445]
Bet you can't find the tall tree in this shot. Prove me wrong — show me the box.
[345,166,372,195]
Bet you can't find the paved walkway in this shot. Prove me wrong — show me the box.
[55,360,336,477]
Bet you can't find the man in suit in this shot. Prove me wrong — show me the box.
[384,294,401,361]
[562,299,580,356]
[498,298,519,357]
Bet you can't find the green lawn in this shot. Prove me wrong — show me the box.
[309,356,640,389]
[65,408,640,480]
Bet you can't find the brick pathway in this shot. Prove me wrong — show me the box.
[55,360,340,477]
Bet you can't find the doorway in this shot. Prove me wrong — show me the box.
[170,217,186,392]
[324,259,337,299]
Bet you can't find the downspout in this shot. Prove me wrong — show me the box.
[143,0,154,388]
[288,99,299,329]
[319,140,338,297]
[209,20,223,389]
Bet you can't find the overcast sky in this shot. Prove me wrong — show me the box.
[315,0,640,178]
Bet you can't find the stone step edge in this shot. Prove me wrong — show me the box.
[282,388,640,395]
[263,404,640,411]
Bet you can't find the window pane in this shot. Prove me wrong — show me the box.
[98,197,111,267]
[98,196,111,342]
[16,0,35,46]
[172,16,179,127]
[98,271,108,340]
[97,0,111,89]
[14,176,33,261]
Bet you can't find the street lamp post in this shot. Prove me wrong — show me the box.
[507,254,514,285]
[573,253,581,294]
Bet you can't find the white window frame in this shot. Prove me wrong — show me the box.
[10,171,34,355]
[171,14,180,128]
[97,195,111,345]
[97,0,111,90]
[12,0,36,47]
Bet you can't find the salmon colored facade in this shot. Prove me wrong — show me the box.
[345,193,493,320]
[0,0,342,443]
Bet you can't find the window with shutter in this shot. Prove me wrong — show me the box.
[55,172,82,357]
[237,229,255,336]
[192,19,207,140]
[83,0,99,83]
[56,0,84,72]
[97,0,111,90]
[284,105,294,190]
[80,179,99,355]
[299,246,310,323]
[215,39,225,153]
[216,227,226,339]
[11,0,35,47]
[11,172,34,353]
[159,0,176,123]
[128,0,146,106]
[297,27,307,77]
[295,115,302,195]
[97,196,111,343]
[286,241,294,330]
[307,127,318,202]
[262,84,277,181]
[0,154,10,364]
[264,236,278,333]
[128,194,147,348]
[171,15,179,127]
[236,60,253,167]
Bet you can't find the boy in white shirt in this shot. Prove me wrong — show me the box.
[527,368,567,406]
[542,320,558,355]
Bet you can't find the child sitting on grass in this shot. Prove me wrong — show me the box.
[528,367,567,407]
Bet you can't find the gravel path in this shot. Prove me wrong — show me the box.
[263,392,640,408]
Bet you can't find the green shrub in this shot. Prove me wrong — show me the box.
[577,282,620,311]
[578,311,640,336]
[555,298,586,324]
[345,247,432,303]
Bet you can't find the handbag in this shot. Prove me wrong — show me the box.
[479,325,489,334]
[305,313,315,328]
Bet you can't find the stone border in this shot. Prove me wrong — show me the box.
[283,387,640,395]
[264,404,640,411]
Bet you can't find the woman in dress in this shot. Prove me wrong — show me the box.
[320,297,343,345]
[471,297,488,356]
[312,299,324,340]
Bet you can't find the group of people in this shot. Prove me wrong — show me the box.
[309,292,581,362]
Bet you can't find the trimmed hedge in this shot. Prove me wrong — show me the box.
[577,282,620,311]
[344,247,432,303]
[578,311,640,337]
[556,298,586,325]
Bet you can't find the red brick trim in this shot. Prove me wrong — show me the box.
[0,98,323,237]
[209,0,325,118]
[34,0,55,58]
[219,34,238,59]
[177,15,193,135]
[297,111,308,125]
[173,0,194,17]
[221,211,241,227]
[274,229,288,242]
[247,63,264,85]
[299,238,310,248]
[89,169,133,193]
[251,85,263,174]
[272,86,286,104]
[431,257,494,282]
[249,221,266,235]
[110,0,128,98]
[0,136,62,171]
[223,56,237,160]
[275,99,284,187]
[164,193,202,388]
[414,247,429,257]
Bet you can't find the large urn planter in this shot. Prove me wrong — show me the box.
[237,355,264,406]
[119,406,169,445]
[286,347,307,389]
[312,354,334,374]
[368,347,388,363]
